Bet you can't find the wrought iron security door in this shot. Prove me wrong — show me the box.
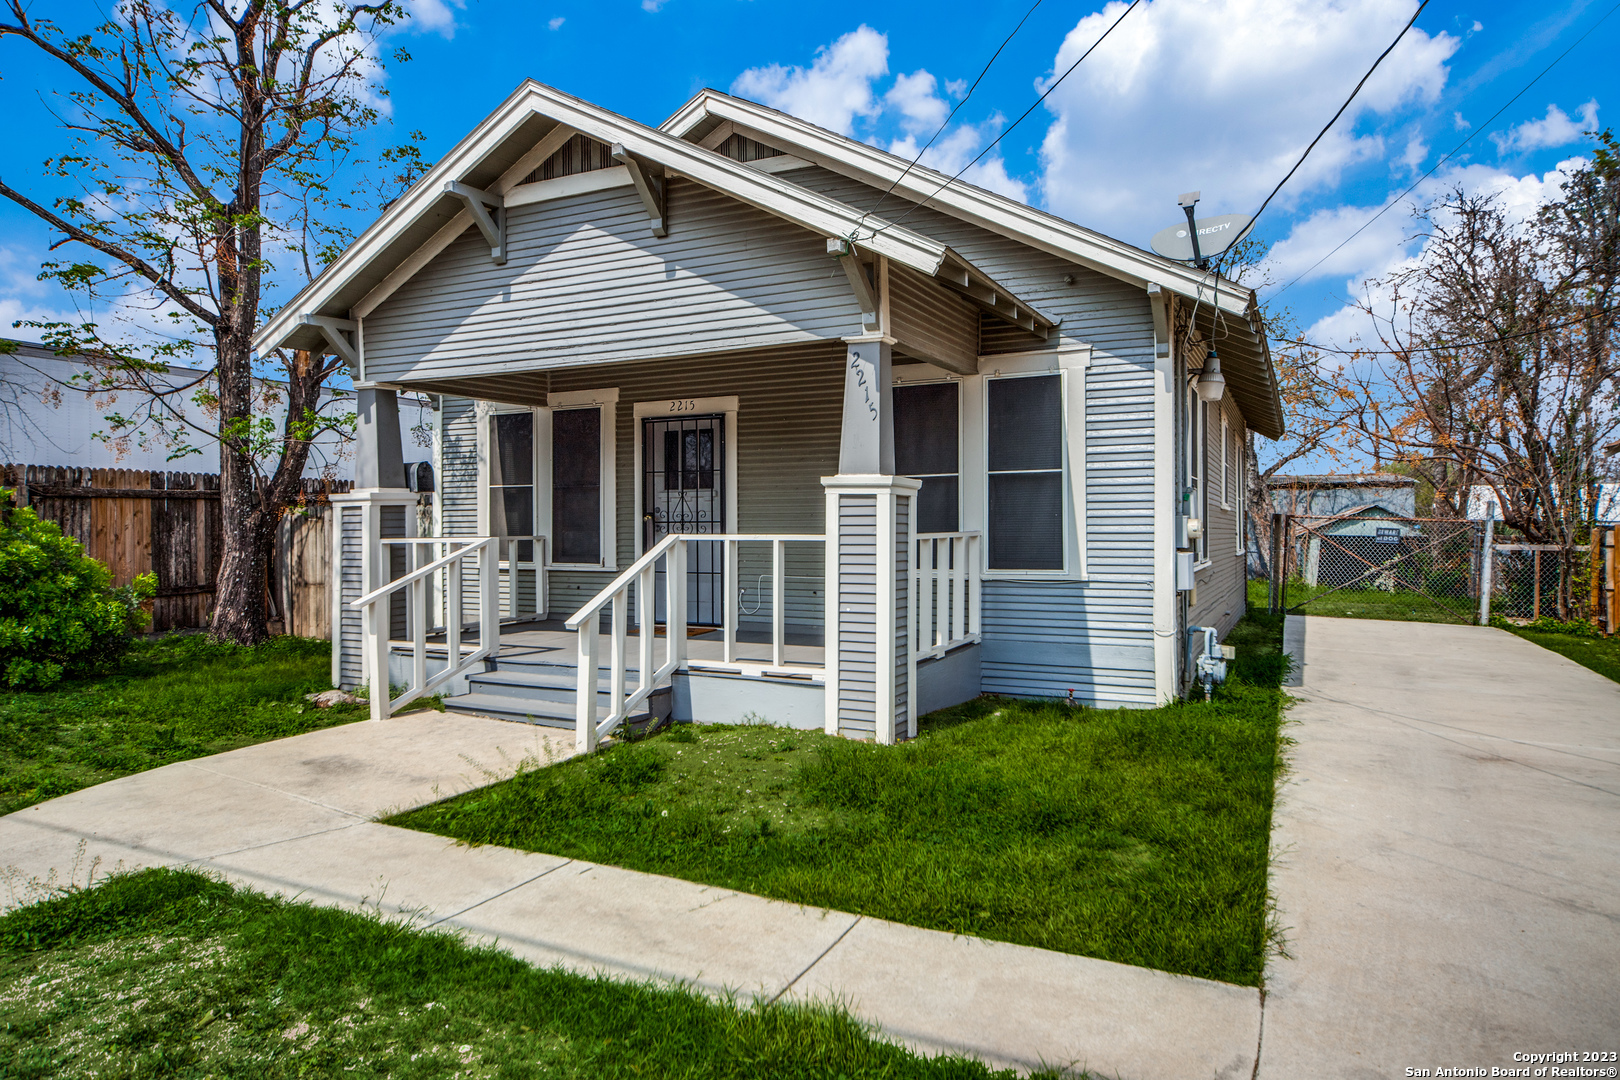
[642,414,726,626]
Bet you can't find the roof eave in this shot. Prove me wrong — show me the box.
[257,82,1056,358]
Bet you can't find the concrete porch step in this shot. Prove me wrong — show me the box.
[444,692,665,732]
[467,666,671,707]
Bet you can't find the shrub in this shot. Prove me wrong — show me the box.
[0,489,156,688]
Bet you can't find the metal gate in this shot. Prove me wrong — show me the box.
[1271,513,1485,624]
[642,414,726,626]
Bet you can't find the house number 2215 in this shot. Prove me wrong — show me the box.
[669,399,697,412]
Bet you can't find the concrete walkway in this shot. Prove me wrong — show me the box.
[4,619,1613,1078]
[1261,617,1620,1078]
[0,710,1259,1079]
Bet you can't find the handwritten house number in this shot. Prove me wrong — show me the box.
[669,399,697,412]
[850,355,878,421]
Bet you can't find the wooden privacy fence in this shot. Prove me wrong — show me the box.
[3,464,352,636]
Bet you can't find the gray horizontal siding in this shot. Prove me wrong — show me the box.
[1190,394,1248,639]
[780,166,1161,706]
[837,493,878,739]
[365,178,863,383]
[337,505,363,690]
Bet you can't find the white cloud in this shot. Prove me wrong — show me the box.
[731,30,1027,202]
[1037,0,1459,243]
[548,16,565,30]
[1453,110,1471,131]
[1490,100,1599,156]
[1261,201,1418,287]
[400,0,462,39]
[885,70,950,134]
[888,121,1030,203]
[730,26,890,136]
[1399,137,1427,173]
[642,0,667,10]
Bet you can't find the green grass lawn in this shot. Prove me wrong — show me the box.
[391,617,1289,987]
[1246,578,1474,624]
[0,868,1044,1080]
[0,634,375,816]
[1501,622,1620,684]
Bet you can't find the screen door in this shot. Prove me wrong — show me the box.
[642,414,726,626]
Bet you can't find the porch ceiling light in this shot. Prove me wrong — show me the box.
[1196,348,1226,403]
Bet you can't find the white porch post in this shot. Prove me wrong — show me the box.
[331,385,415,699]
[823,336,918,745]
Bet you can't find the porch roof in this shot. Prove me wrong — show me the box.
[253,81,1053,361]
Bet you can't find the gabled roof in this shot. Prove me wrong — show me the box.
[663,90,1285,439]
[663,90,1257,318]
[254,80,1053,358]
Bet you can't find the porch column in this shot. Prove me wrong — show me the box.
[330,386,414,696]
[824,335,918,744]
[356,386,408,489]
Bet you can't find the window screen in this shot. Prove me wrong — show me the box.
[987,375,1063,570]
[490,412,534,541]
[894,381,959,534]
[552,407,601,563]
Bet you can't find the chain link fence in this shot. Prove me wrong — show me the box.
[1267,514,1486,624]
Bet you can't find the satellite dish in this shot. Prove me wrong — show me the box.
[1150,213,1253,263]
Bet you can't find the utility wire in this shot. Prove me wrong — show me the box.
[1233,0,1430,254]
[1271,0,1620,299]
[859,0,1046,229]
[1277,306,1613,358]
[853,0,1143,243]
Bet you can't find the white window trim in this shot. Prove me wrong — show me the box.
[1219,411,1232,510]
[1237,432,1247,556]
[891,366,963,534]
[544,387,619,571]
[632,395,740,559]
[977,349,1088,581]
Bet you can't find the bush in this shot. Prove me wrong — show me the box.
[0,488,156,688]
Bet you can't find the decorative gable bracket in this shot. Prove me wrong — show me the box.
[828,238,882,333]
[444,182,506,264]
[610,143,668,237]
[299,314,359,368]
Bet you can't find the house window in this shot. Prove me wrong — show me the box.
[894,381,959,534]
[987,374,1064,570]
[552,407,602,564]
[490,412,535,551]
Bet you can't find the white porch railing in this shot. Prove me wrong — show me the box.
[353,536,500,722]
[565,532,827,754]
[912,532,982,661]
[497,535,546,621]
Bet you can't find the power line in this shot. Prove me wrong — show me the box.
[853,0,1143,243]
[1232,0,1430,256]
[1277,306,1613,358]
[1271,0,1620,299]
[860,0,1046,229]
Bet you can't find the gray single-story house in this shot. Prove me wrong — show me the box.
[252,81,1283,750]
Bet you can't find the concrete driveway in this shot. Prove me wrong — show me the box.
[1261,617,1620,1079]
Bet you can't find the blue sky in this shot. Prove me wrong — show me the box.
[1,0,1614,365]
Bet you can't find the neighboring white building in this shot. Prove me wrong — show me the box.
[1466,484,1620,524]
[0,341,431,478]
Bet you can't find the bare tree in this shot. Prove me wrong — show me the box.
[1339,133,1620,615]
[0,0,424,644]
